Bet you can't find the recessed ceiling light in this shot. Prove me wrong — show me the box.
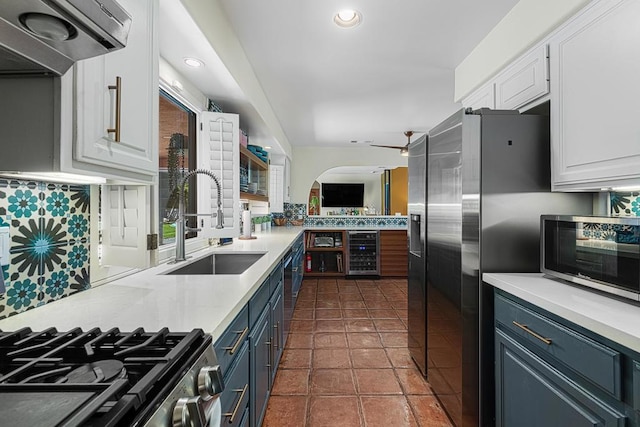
[264,145,272,150]
[334,9,361,28]
[184,57,204,68]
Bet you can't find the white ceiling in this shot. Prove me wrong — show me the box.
[160,0,519,154]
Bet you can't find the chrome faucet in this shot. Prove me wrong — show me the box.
[174,169,224,262]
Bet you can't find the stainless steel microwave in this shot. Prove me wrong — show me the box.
[541,215,640,301]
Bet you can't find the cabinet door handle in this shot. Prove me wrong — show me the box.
[223,383,248,424]
[266,339,272,368]
[512,321,552,345]
[107,76,122,142]
[273,321,280,350]
[222,326,248,355]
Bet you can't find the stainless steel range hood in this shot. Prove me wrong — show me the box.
[0,0,131,76]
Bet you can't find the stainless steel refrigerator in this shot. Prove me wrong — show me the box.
[407,108,592,427]
[407,133,427,375]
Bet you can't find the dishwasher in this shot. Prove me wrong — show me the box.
[346,230,380,277]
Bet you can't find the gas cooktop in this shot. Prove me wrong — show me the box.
[0,327,213,426]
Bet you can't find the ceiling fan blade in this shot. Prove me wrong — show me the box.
[370,144,405,150]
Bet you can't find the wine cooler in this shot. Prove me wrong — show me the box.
[346,230,380,276]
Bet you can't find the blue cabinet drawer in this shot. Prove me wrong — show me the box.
[220,340,250,427]
[249,278,270,328]
[495,329,626,426]
[270,260,283,294]
[215,305,249,376]
[495,293,621,398]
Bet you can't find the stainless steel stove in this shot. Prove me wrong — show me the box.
[0,327,224,427]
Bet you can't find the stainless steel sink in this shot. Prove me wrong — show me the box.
[164,252,266,275]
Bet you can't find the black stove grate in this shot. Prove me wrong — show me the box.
[0,327,210,426]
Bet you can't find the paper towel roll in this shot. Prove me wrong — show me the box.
[242,210,252,238]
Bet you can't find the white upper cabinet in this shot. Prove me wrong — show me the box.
[284,156,291,203]
[462,45,549,112]
[495,45,549,111]
[269,164,285,213]
[0,0,158,183]
[197,112,240,238]
[74,0,158,182]
[549,0,640,190]
[462,82,495,110]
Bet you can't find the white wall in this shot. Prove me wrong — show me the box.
[454,0,590,101]
[315,172,382,215]
[181,0,292,158]
[290,146,408,204]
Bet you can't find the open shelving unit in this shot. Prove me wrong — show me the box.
[304,230,346,277]
[240,145,269,202]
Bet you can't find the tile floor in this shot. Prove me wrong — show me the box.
[261,278,453,427]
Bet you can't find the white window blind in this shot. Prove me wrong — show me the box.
[198,112,240,237]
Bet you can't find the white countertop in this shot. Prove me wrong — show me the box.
[484,273,640,353]
[0,227,303,341]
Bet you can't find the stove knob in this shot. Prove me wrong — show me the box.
[172,396,206,427]
[198,365,225,399]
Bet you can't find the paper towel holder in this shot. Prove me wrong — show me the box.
[238,209,257,240]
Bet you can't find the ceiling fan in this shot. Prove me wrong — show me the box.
[371,131,414,156]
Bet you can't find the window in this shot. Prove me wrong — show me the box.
[158,90,197,246]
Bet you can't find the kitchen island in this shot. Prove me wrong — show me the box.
[0,227,304,341]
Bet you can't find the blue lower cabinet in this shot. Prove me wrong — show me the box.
[494,291,633,427]
[220,340,250,427]
[217,253,292,427]
[292,236,304,295]
[238,406,250,427]
[215,305,249,376]
[495,329,625,426]
[269,260,283,295]
[633,362,640,411]
[250,307,271,427]
[249,278,270,328]
[270,282,284,384]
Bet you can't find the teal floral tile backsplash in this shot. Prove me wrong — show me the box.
[611,192,640,217]
[0,179,91,320]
